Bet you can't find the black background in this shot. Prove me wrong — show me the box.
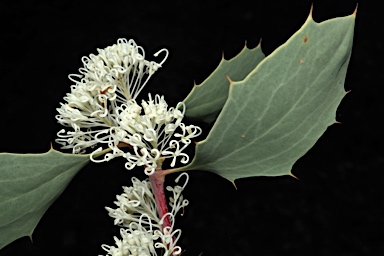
[1,0,382,255]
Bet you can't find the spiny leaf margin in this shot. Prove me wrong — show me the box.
[183,43,265,123]
[0,149,91,250]
[176,9,356,182]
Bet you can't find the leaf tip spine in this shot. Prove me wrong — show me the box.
[226,75,234,85]
[309,3,314,17]
[257,38,263,48]
[334,120,342,125]
[306,3,314,23]
[48,143,59,154]
[232,180,238,190]
[353,3,358,16]
[290,172,300,180]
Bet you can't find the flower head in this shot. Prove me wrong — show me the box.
[56,39,201,174]
[102,174,189,256]
[101,218,159,256]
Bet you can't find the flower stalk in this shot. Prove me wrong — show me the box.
[149,171,172,230]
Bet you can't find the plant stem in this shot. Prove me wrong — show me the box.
[149,171,171,230]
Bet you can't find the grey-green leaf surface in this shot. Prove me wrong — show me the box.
[0,149,90,250]
[177,10,355,182]
[183,44,265,123]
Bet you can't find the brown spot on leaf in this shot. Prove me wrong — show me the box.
[303,36,308,43]
[300,59,304,64]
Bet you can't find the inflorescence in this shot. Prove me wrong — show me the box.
[101,173,189,256]
[56,38,201,175]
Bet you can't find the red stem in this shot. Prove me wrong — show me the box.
[149,171,171,230]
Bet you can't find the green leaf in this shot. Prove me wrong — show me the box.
[177,11,355,182]
[0,149,90,250]
[183,44,265,123]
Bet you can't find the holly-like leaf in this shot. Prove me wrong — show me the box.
[183,44,265,123]
[0,149,91,250]
[177,10,355,182]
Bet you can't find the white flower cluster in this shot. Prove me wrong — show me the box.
[101,174,189,256]
[56,39,201,174]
